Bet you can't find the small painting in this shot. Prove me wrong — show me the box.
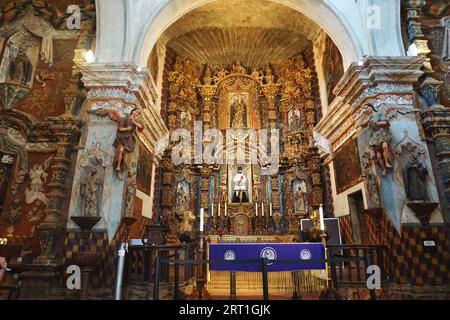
[136,143,153,195]
[334,138,362,194]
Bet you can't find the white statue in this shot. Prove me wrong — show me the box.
[232,167,248,203]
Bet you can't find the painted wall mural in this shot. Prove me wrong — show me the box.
[322,34,344,105]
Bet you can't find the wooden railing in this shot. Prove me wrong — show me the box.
[327,244,389,299]
[124,243,196,286]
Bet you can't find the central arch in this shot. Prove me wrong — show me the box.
[134,0,362,68]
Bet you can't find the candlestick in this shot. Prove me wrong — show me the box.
[262,203,264,216]
[270,203,273,217]
[200,208,204,232]
[218,203,221,217]
[211,203,214,217]
[319,204,325,231]
[255,202,258,217]
[224,203,227,217]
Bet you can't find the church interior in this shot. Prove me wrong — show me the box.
[0,0,449,301]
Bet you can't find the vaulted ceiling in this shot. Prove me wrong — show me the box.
[161,0,322,67]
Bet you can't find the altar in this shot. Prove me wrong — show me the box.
[206,238,327,296]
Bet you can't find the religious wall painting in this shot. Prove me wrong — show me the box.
[136,143,153,195]
[334,138,362,194]
[322,35,344,105]
[25,155,53,206]
[12,39,78,120]
[0,31,40,110]
[0,0,96,30]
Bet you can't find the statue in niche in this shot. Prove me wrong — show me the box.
[203,65,213,85]
[232,167,249,203]
[293,179,307,212]
[180,111,192,129]
[265,66,275,84]
[7,44,33,85]
[25,156,53,205]
[288,109,302,132]
[80,167,102,216]
[230,97,247,128]
[176,182,189,213]
[404,152,429,202]
[360,104,393,176]
[232,60,247,74]
[89,107,145,179]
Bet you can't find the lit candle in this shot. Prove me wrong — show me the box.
[255,202,258,216]
[200,208,204,232]
[224,203,227,217]
[319,205,325,231]
[261,203,264,216]
[270,203,273,217]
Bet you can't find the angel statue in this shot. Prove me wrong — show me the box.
[360,103,393,176]
[89,107,145,179]
[25,156,53,205]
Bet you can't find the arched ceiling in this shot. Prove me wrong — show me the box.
[162,0,322,66]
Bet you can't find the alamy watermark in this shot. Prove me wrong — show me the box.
[157,122,280,175]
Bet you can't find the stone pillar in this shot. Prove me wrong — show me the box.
[68,64,168,242]
[261,84,279,129]
[421,106,450,221]
[316,57,445,232]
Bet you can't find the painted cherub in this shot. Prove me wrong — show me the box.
[89,107,145,179]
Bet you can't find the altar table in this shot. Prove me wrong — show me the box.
[209,243,325,272]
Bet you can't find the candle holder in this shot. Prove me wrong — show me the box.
[187,230,211,300]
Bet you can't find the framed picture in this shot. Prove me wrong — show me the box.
[136,143,153,195]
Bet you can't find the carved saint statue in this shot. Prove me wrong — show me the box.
[89,108,145,180]
[177,184,189,212]
[232,60,247,74]
[289,109,302,132]
[8,45,33,85]
[180,111,192,129]
[361,104,393,176]
[232,167,249,203]
[230,98,247,128]
[265,66,275,84]
[80,168,102,216]
[294,180,307,212]
[404,152,429,202]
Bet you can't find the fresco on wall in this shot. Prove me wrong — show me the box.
[13,39,77,121]
[0,0,95,29]
[136,143,153,195]
[333,138,362,194]
[322,35,344,105]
